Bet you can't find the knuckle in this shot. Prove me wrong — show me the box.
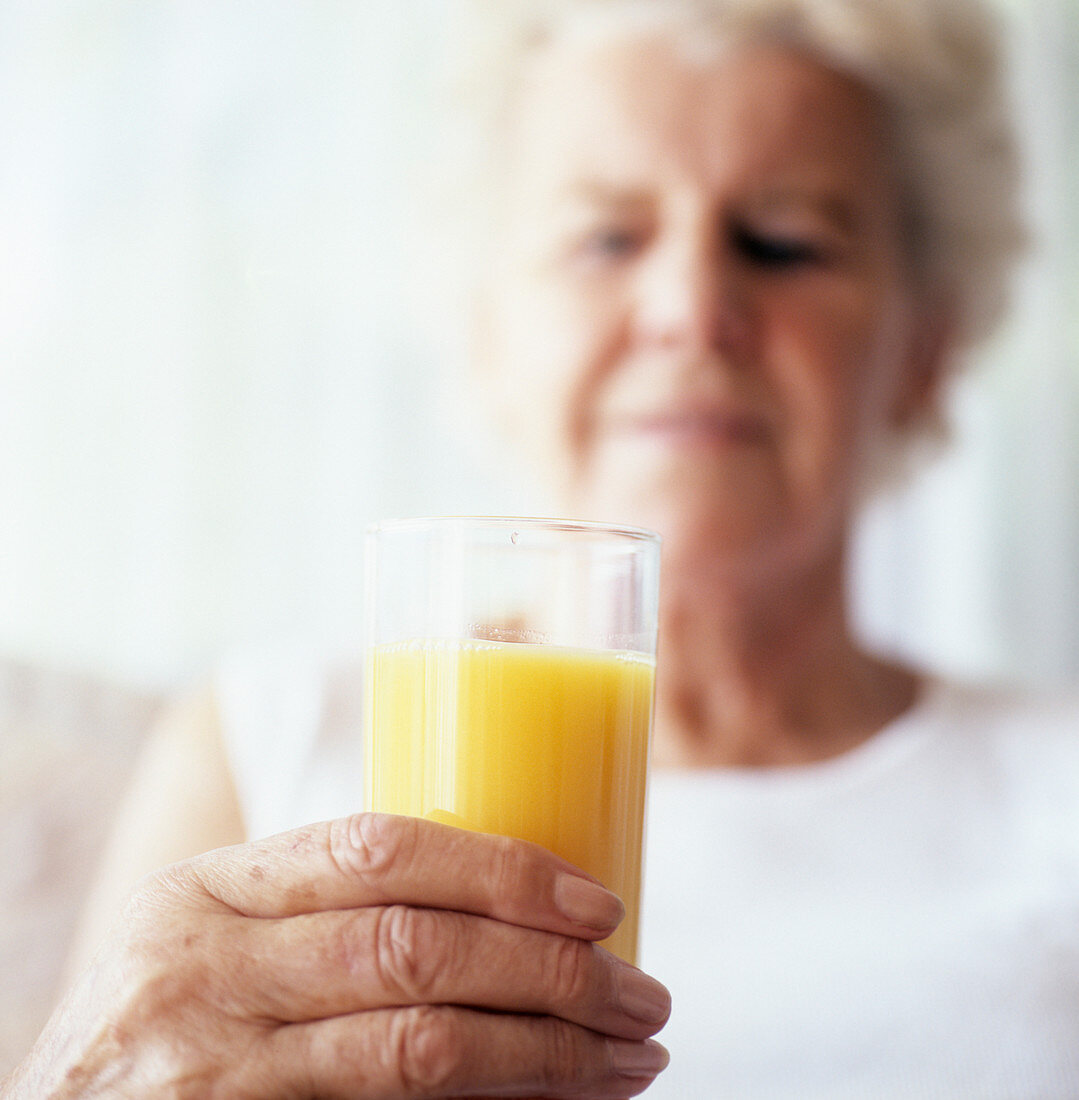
[490,832,529,901]
[129,959,191,1021]
[489,834,561,918]
[540,1017,595,1090]
[111,883,239,1020]
[328,812,416,885]
[122,866,185,922]
[391,1005,464,1092]
[105,933,207,1041]
[550,935,596,1007]
[117,877,198,961]
[373,905,447,1001]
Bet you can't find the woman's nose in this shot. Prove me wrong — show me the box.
[632,234,747,354]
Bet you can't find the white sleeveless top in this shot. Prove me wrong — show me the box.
[217,649,1079,1098]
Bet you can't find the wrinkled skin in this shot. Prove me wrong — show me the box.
[2,814,669,1100]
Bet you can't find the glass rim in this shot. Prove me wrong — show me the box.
[366,515,661,545]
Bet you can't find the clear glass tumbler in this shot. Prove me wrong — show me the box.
[363,516,661,963]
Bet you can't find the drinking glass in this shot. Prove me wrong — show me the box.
[363,516,660,963]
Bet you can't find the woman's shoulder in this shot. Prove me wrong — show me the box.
[923,675,1079,814]
[926,674,1079,742]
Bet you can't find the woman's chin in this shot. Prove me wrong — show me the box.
[569,480,787,575]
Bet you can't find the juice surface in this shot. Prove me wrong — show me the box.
[365,639,655,963]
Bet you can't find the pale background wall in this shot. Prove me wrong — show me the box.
[0,0,1076,692]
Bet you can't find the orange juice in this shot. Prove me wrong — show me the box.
[365,639,655,963]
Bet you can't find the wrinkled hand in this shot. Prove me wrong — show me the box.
[5,813,670,1099]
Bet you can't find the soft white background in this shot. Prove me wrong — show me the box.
[0,0,1076,691]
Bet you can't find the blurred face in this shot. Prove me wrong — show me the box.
[478,36,940,578]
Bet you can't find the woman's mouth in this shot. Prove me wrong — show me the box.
[610,408,772,448]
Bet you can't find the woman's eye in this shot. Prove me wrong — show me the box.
[580,226,644,261]
[733,226,823,269]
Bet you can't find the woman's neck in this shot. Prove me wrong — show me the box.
[651,546,920,770]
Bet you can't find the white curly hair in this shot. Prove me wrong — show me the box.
[440,0,1026,355]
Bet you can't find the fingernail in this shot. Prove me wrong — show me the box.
[615,964,671,1025]
[554,874,625,931]
[610,1038,670,1078]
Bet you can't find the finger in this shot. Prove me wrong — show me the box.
[174,812,625,941]
[239,906,670,1040]
[262,1005,670,1100]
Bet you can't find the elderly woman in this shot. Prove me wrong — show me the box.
[7,0,1079,1096]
